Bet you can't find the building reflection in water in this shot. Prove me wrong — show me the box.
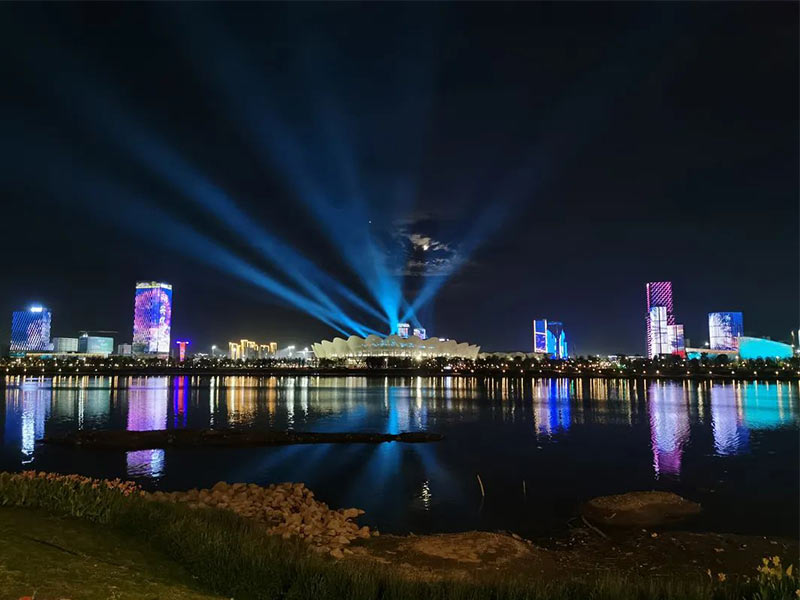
[125,377,168,478]
[173,376,188,428]
[4,378,52,463]
[710,383,748,455]
[126,377,168,431]
[648,382,690,478]
[532,379,571,437]
[126,449,165,478]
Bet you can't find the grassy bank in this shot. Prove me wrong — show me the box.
[0,471,796,600]
[0,507,223,600]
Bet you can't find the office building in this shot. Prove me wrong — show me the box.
[533,319,568,359]
[645,282,675,357]
[10,306,52,354]
[78,334,114,356]
[132,281,172,357]
[176,340,189,362]
[645,281,687,358]
[117,343,133,356]
[397,323,410,339]
[52,337,79,353]
[709,312,744,350]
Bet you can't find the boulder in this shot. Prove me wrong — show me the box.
[582,491,701,528]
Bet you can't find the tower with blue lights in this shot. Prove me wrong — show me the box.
[709,312,744,350]
[10,306,53,354]
[533,319,568,359]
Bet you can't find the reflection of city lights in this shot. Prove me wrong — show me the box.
[648,382,690,478]
[418,479,432,511]
[126,448,165,478]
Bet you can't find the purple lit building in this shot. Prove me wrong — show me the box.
[646,282,685,358]
[132,281,172,357]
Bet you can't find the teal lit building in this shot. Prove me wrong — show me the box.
[738,337,792,360]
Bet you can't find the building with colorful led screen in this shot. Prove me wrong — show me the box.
[9,306,52,354]
[132,281,172,357]
[533,319,568,359]
[78,334,114,356]
[709,312,744,351]
[645,281,686,358]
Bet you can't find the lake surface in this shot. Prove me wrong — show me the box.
[1,375,797,538]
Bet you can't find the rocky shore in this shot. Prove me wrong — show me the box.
[150,481,375,559]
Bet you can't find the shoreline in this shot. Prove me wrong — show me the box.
[3,366,799,382]
[1,471,797,598]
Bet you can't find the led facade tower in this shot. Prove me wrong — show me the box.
[646,282,676,358]
[10,306,52,353]
[709,312,744,350]
[533,319,568,359]
[132,281,172,357]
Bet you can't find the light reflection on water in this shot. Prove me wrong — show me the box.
[1,375,797,537]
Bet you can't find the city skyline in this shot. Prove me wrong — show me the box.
[0,3,797,355]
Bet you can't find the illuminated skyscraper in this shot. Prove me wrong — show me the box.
[666,324,686,357]
[132,281,172,357]
[10,306,52,354]
[397,323,410,338]
[176,340,189,362]
[645,282,687,358]
[412,327,427,340]
[708,312,744,350]
[533,319,568,359]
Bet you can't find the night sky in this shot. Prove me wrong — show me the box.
[1,3,797,355]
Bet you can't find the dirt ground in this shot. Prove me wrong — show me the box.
[343,527,799,584]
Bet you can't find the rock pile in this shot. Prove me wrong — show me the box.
[149,481,375,558]
[582,491,701,528]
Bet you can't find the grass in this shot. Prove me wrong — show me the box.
[0,506,223,600]
[0,471,796,600]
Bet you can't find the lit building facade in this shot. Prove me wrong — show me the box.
[412,327,427,340]
[709,312,744,351]
[117,343,133,356]
[78,334,114,356]
[228,339,278,360]
[10,306,53,354]
[666,324,686,357]
[312,334,479,361]
[397,323,410,339]
[52,337,79,353]
[132,281,172,357]
[533,319,568,359]
[645,281,686,358]
[176,340,189,362]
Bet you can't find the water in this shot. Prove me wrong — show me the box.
[1,375,797,538]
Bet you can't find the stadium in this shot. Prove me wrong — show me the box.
[311,334,480,361]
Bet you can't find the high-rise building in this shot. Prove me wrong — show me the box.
[228,341,241,360]
[666,324,686,357]
[132,281,172,357]
[176,340,189,362]
[645,282,675,358]
[117,343,132,356]
[533,319,568,359]
[412,327,427,340]
[78,334,114,356]
[52,337,79,353]
[10,306,53,354]
[709,312,744,350]
[645,281,687,358]
[397,323,410,339]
